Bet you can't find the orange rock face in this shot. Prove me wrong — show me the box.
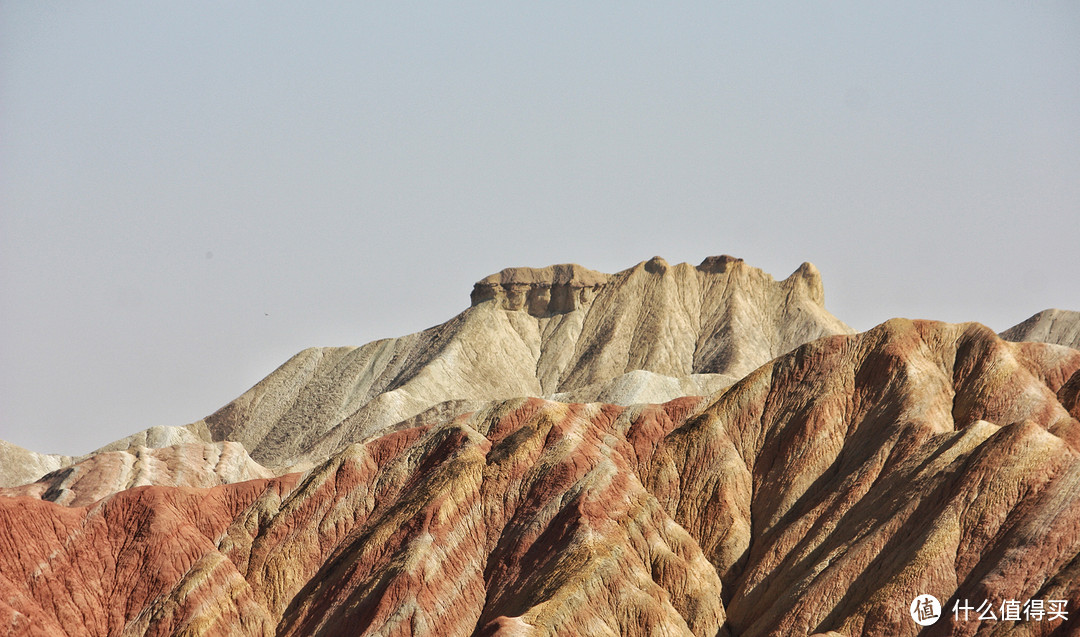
[2,320,1080,636]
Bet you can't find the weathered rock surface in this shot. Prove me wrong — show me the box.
[548,369,732,405]
[193,255,852,469]
[0,440,72,489]
[1002,309,1080,350]
[678,319,1080,636]
[0,399,727,636]
[0,425,221,490]
[3,320,1079,635]
[3,442,274,507]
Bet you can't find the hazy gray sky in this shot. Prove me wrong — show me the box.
[2,2,1078,456]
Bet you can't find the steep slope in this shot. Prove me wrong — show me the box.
[1001,309,1080,350]
[3,320,1078,636]
[195,255,852,469]
[649,319,1080,636]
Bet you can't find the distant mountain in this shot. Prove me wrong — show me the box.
[0,440,72,490]
[0,424,220,488]
[3,442,272,507]
[104,255,850,472]
[1001,308,1080,350]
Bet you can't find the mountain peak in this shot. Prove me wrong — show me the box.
[4,252,1080,637]
[786,260,824,304]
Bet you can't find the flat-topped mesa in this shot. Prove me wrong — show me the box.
[470,263,611,315]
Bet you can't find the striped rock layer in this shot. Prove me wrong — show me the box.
[3,319,1080,636]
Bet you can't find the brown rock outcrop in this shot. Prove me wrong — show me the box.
[470,263,610,314]
[0,477,299,636]
[0,399,726,636]
[3,320,1079,635]
[650,319,1080,636]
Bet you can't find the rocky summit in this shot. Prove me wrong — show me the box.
[1,255,1079,636]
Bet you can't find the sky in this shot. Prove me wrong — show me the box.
[2,2,1078,456]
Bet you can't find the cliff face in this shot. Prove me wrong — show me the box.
[469,262,610,314]
[3,319,1079,636]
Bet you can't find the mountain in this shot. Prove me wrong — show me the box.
[75,255,850,474]
[2,319,1078,636]
[0,424,220,489]
[3,255,1079,636]
[1001,309,1080,350]
[0,255,850,489]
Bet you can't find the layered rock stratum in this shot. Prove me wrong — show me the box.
[2,255,1079,636]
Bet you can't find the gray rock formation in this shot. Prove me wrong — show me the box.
[1001,308,1080,350]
